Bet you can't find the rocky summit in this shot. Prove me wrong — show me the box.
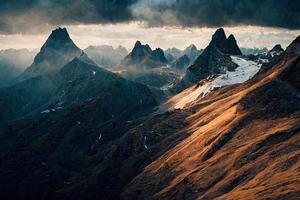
[175,28,242,91]
[18,27,82,81]
[120,41,168,69]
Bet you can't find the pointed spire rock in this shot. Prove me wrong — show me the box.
[209,28,242,55]
[17,27,82,81]
[134,41,142,48]
[225,34,242,55]
[212,28,227,43]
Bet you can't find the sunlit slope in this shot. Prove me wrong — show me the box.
[122,37,300,200]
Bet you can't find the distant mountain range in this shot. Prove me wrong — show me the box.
[84,45,128,68]
[0,28,157,123]
[0,49,37,87]
[240,47,269,55]
[165,44,202,64]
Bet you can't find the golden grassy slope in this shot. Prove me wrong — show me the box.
[121,39,300,200]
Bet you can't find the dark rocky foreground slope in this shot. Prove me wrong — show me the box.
[0,49,158,200]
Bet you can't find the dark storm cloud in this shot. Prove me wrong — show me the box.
[178,0,300,29]
[136,0,300,29]
[0,0,300,34]
[0,0,138,34]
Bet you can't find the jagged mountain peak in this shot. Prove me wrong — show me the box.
[41,27,77,51]
[185,44,197,51]
[134,40,142,47]
[17,27,82,81]
[120,41,167,68]
[48,27,69,41]
[209,28,242,55]
[212,28,227,43]
[270,44,284,52]
[227,34,237,42]
[131,41,152,55]
[176,28,241,90]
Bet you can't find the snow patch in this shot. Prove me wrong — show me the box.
[40,109,50,114]
[92,71,97,76]
[173,56,260,109]
[96,133,102,143]
[143,136,148,149]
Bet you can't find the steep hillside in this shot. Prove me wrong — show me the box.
[0,55,157,200]
[0,53,157,122]
[121,36,300,199]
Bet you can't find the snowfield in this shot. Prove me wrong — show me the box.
[170,56,260,109]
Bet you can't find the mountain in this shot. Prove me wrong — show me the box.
[270,44,284,56]
[165,47,182,61]
[0,49,37,87]
[210,28,242,55]
[119,41,168,69]
[0,49,159,200]
[17,34,298,200]
[244,44,285,67]
[84,45,128,68]
[0,52,156,122]
[165,44,202,64]
[171,54,191,70]
[183,44,202,61]
[240,47,269,55]
[18,27,82,81]
[176,28,242,91]
[118,35,300,200]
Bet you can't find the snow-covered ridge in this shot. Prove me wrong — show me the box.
[171,56,260,109]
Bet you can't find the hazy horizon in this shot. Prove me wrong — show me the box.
[0,23,299,51]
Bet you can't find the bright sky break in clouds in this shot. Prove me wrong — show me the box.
[0,23,299,51]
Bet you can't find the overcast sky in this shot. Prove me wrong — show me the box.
[0,0,300,50]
